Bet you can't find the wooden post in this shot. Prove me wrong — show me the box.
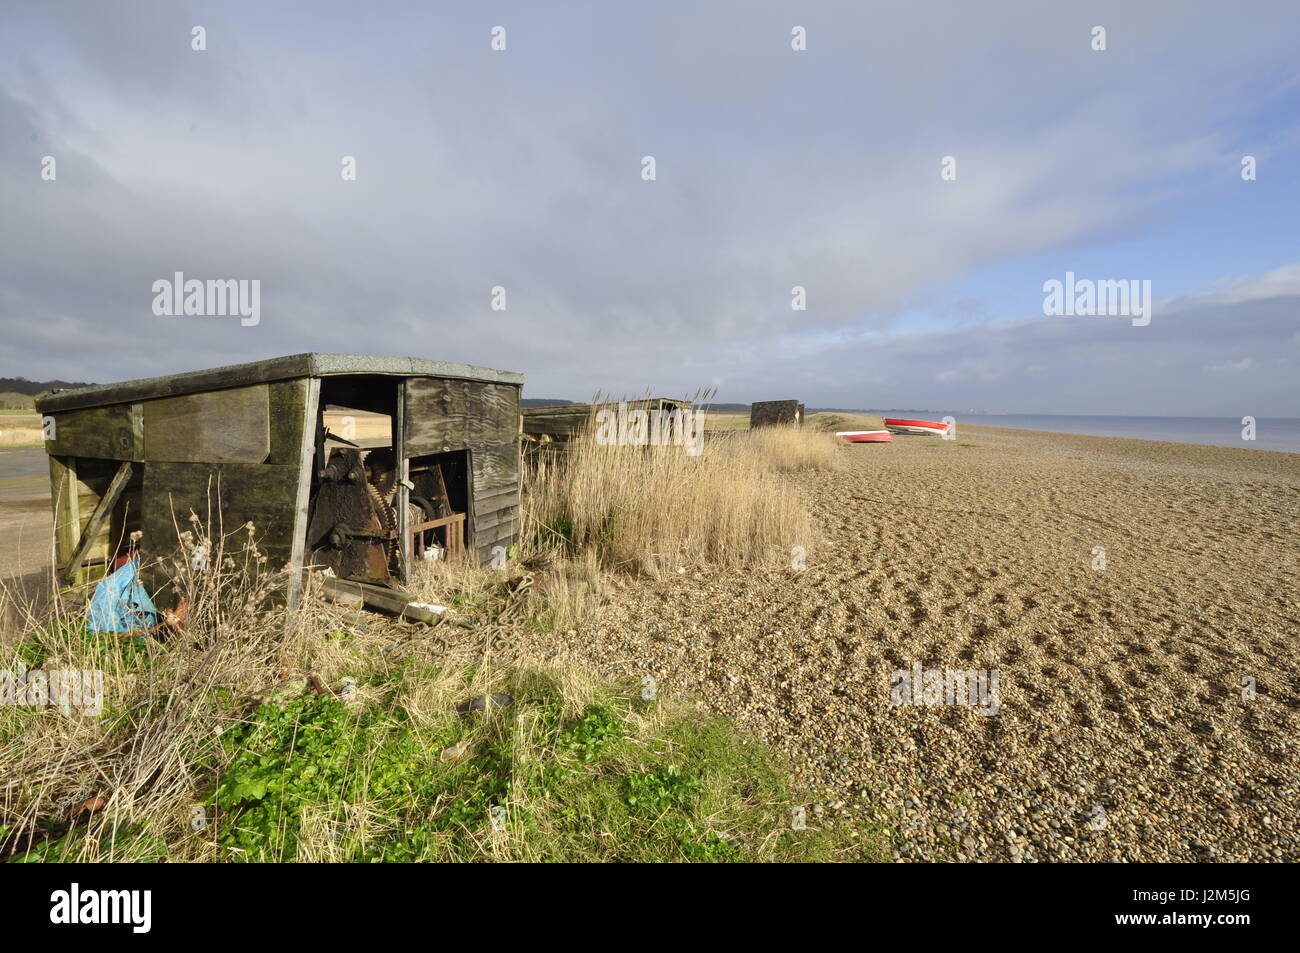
[49,455,81,578]
[396,380,410,586]
[286,377,320,612]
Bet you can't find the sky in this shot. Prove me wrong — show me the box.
[1,0,1298,415]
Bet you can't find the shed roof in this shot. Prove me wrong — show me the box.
[35,353,525,413]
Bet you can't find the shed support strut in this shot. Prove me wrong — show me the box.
[61,460,133,586]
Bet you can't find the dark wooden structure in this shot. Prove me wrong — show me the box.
[749,400,805,429]
[36,354,523,608]
[522,397,692,442]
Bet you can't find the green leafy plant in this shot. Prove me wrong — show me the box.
[625,764,700,812]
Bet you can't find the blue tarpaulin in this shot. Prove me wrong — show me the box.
[87,556,158,634]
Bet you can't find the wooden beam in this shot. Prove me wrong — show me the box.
[62,460,133,586]
[45,405,142,461]
[286,377,320,612]
[49,456,81,572]
[410,512,466,533]
[397,379,410,585]
[320,577,441,623]
[143,384,270,463]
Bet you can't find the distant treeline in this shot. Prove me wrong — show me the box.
[0,376,94,397]
[520,398,578,408]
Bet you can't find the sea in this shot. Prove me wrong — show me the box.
[866,413,1300,455]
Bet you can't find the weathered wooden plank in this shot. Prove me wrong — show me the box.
[45,405,141,461]
[466,382,520,442]
[320,577,442,623]
[404,379,521,455]
[70,474,109,580]
[471,442,520,496]
[142,462,301,548]
[472,508,519,535]
[472,511,518,536]
[403,378,468,455]
[396,380,410,586]
[472,488,520,516]
[62,461,133,585]
[473,531,515,565]
[267,378,312,465]
[143,384,270,463]
[140,462,302,605]
[474,482,520,502]
[521,418,580,438]
[49,456,81,573]
[521,405,596,438]
[129,402,145,455]
[286,377,320,611]
[471,435,518,562]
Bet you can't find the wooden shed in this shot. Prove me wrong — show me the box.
[35,353,524,610]
[522,397,692,442]
[750,400,805,429]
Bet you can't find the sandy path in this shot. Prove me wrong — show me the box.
[523,426,1300,861]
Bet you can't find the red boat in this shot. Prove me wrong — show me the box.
[884,417,949,436]
[836,430,893,443]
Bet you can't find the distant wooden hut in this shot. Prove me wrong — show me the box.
[35,353,523,610]
[522,397,692,443]
[750,400,805,429]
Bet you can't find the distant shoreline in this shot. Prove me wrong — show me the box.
[939,415,1300,455]
[954,420,1298,456]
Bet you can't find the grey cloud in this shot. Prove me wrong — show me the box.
[761,275,1300,415]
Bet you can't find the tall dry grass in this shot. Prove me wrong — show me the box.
[524,425,834,577]
[406,547,606,637]
[726,425,840,473]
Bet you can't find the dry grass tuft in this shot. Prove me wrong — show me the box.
[726,425,840,473]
